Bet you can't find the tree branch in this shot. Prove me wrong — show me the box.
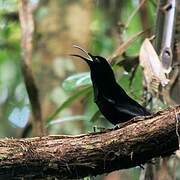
[0,106,180,179]
[18,0,44,136]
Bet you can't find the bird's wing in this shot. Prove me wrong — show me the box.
[116,103,149,117]
[104,95,150,116]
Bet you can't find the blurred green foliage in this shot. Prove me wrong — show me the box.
[47,0,156,132]
[0,0,30,137]
[1,0,180,180]
[0,0,157,136]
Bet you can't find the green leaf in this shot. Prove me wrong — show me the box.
[62,72,91,92]
[90,110,101,122]
[46,86,92,125]
[48,115,89,126]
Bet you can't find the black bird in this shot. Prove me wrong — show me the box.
[71,45,151,125]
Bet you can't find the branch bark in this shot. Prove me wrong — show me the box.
[0,106,180,179]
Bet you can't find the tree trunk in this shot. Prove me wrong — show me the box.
[0,106,180,179]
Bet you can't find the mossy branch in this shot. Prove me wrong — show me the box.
[0,106,180,179]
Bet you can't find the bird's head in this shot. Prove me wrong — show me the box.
[71,45,116,84]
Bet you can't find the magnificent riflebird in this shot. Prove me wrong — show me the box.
[71,46,150,125]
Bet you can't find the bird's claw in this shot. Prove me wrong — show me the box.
[93,126,106,132]
[115,116,149,129]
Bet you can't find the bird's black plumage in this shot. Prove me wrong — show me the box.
[71,46,151,125]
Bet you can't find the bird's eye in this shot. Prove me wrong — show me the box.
[95,57,99,61]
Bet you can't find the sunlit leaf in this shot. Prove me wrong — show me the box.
[84,94,100,122]
[62,72,91,92]
[90,110,101,122]
[48,115,89,126]
[46,86,92,124]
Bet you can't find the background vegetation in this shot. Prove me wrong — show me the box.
[0,0,179,179]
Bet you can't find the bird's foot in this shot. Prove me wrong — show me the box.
[115,116,150,129]
[114,121,133,129]
[114,122,128,129]
[93,126,106,132]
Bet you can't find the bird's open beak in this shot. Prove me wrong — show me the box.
[70,45,93,63]
[70,54,92,63]
[87,53,94,60]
